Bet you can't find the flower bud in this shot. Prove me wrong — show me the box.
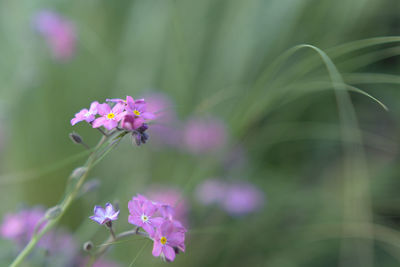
[121,115,144,131]
[83,241,93,252]
[69,132,83,144]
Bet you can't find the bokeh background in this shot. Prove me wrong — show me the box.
[1,0,400,266]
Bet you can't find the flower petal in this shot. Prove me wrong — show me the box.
[97,103,111,116]
[163,245,176,262]
[152,242,162,257]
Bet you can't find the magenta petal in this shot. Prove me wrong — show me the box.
[112,103,125,114]
[163,245,176,262]
[128,215,143,226]
[143,202,157,216]
[151,217,165,227]
[152,242,162,257]
[103,120,117,130]
[89,101,99,114]
[92,117,106,128]
[160,221,174,236]
[142,223,155,236]
[126,96,134,106]
[97,103,111,116]
[71,118,79,125]
[141,112,155,120]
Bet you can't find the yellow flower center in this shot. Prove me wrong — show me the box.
[107,113,115,119]
[133,110,141,116]
[160,236,167,245]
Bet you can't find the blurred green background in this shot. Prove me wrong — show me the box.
[1,0,400,266]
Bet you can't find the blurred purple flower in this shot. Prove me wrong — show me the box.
[196,179,265,216]
[89,203,119,225]
[33,10,76,61]
[183,117,227,154]
[222,182,264,216]
[1,206,79,263]
[147,187,189,227]
[0,207,44,245]
[195,179,227,205]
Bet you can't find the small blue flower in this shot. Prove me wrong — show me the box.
[89,203,119,225]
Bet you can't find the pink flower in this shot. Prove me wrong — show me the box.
[152,220,185,262]
[92,103,125,130]
[128,195,163,236]
[0,207,44,245]
[183,117,227,154]
[33,10,76,61]
[147,187,189,227]
[125,98,155,121]
[70,101,99,125]
[89,203,119,225]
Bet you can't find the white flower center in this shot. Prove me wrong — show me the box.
[141,214,149,223]
[84,111,92,117]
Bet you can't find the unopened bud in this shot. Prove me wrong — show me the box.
[69,132,83,144]
[83,241,93,252]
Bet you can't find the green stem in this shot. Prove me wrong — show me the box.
[10,132,125,267]
[87,227,148,267]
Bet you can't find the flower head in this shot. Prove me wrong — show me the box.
[89,203,119,225]
[126,98,155,121]
[152,220,185,262]
[128,195,163,236]
[70,101,99,125]
[92,103,125,130]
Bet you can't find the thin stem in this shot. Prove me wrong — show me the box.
[10,132,124,267]
[87,228,149,267]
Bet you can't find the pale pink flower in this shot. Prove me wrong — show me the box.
[70,101,98,125]
[92,103,125,130]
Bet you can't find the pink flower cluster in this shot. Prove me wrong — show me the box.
[71,96,155,144]
[128,194,186,262]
